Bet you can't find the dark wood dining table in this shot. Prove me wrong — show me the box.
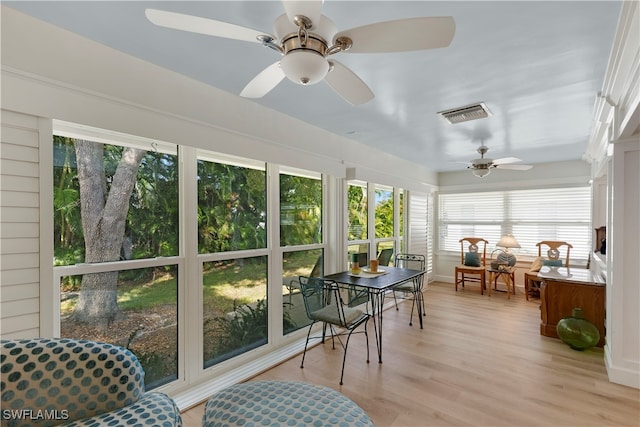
[323,266,425,363]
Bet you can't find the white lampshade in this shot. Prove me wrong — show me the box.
[280,51,329,85]
[497,234,521,249]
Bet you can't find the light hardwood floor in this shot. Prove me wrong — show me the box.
[181,282,640,426]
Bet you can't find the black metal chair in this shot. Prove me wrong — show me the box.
[377,248,394,267]
[390,253,426,327]
[298,276,370,385]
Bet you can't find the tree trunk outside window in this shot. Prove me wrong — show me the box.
[71,140,146,326]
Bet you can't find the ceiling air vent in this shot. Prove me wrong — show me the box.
[437,102,492,124]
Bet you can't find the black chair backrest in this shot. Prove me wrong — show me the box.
[377,248,394,266]
[394,253,425,271]
[299,276,350,327]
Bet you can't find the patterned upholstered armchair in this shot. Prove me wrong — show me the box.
[1,338,182,427]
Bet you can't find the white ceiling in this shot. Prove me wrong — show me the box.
[5,1,622,172]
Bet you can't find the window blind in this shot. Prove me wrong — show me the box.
[438,186,592,262]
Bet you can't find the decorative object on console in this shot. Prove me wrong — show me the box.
[556,307,601,351]
[495,234,521,266]
[594,226,606,253]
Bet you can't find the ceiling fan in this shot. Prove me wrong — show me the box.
[464,145,533,178]
[145,1,455,105]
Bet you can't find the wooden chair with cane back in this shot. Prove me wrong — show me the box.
[455,237,489,294]
[524,240,573,300]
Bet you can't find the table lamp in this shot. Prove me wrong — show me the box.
[496,234,521,266]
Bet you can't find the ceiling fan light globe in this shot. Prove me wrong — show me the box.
[280,50,329,85]
[472,168,491,178]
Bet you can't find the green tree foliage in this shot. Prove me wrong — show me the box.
[375,189,394,238]
[53,137,179,274]
[347,185,367,240]
[197,161,266,253]
[280,174,322,246]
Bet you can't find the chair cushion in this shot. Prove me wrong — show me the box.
[203,381,374,427]
[311,305,364,327]
[394,282,415,292]
[464,252,481,267]
[66,392,182,427]
[543,259,563,267]
[530,256,543,272]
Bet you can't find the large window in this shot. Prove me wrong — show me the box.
[197,152,268,368]
[347,181,367,241]
[280,168,323,335]
[438,186,592,262]
[347,181,406,269]
[53,130,179,389]
[374,184,393,239]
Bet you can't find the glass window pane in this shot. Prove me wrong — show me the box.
[53,136,179,266]
[280,173,322,246]
[348,182,367,240]
[282,249,323,335]
[375,185,393,238]
[348,244,369,269]
[197,159,267,253]
[60,266,178,390]
[203,256,268,368]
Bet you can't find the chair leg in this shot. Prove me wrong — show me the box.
[339,320,370,385]
[393,290,399,310]
[413,291,424,329]
[525,276,530,301]
[300,321,316,369]
[408,296,416,326]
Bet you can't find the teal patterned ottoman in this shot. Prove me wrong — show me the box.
[202,381,374,427]
[1,338,182,427]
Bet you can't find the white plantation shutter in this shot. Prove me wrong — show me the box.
[426,192,434,278]
[438,186,592,262]
[408,192,431,278]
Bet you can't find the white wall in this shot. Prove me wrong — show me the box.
[587,0,640,389]
[0,111,46,338]
[605,139,640,389]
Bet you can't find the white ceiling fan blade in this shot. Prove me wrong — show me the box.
[282,0,324,29]
[493,156,522,165]
[495,164,533,171]
[240,62,286,98]
[335,16,455,53]
[145,9,271,43]
[324,61,374,105]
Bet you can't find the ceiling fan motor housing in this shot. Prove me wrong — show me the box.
[274,14,337,85]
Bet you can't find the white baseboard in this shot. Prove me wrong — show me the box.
[605,345,640,389]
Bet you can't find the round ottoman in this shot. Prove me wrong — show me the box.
[202,380,374,427]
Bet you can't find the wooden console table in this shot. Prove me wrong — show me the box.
[538,266,606,347]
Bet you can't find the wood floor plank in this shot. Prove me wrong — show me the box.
[182,282,640,426]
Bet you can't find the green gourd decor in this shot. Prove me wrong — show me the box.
[556,307,600,351]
